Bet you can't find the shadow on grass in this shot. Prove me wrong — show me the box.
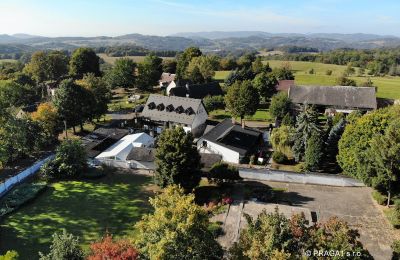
[0,173,155,259]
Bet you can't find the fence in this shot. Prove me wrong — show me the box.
[239,168,364,187]
[0,154,55,198]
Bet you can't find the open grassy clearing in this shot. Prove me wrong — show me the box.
[98,53,175,65]
[0,172,157,258]
[0,59,17,64]
[210,108,273,123]
[214,61,400,99]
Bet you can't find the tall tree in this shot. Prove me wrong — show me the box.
[368,119,400,206]
[176,47,202,80]
[252,72,278,101]
[292,105,320,162]
[304,132,324,171]
[135,185,223,260]
[224,80,260,123]
[155,126,201,191]
[338,106,400,184]
[106,58,136,89]
[54,78,95,133]
[46,51,69,81]
[162,59,177,74]
[77,73,111,120]
[23,51,48,83]
[186,55,217,83]
[272,62,294,80]
[137,53,163,89]
[269,92,291,119]
[31,102,60,142]
[69,47,100,78]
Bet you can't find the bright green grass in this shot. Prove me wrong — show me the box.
[214,60,400,99]
[0,59,17,64]
[264,60,400,99]
[0,173,156,258]
[210,108,273,123]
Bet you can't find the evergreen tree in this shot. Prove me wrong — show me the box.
[292,105,320,162]
[39,229,84,260]
[304,132,324,171]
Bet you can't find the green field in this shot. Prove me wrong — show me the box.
[214,61,400,99]
[210,108,273,123]
[0,59,17,64]
[98,53,174,65]
[0,173,156,258]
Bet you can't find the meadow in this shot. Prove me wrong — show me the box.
[215,61,400,99]
[0,172,157,259]
[98,53,174,65]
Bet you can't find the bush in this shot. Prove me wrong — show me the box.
[0,182,47,217]
[372,190,387,205]
[392,240,400,259]
[208,163,241,185]
[326,69,333,76]
[203,95,225,112]
[294,162,306,173]
[0,250,19,260]
[208,221,224,238]
[272,151,288,164]
[39,229,84,260]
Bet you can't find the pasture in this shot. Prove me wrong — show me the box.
[0,172,157,259]
[98,53,175,65]
[214,61,400,99]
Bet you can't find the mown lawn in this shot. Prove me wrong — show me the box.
[0,172,157,259]
[210,108,274,123]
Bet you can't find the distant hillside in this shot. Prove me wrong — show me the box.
[1,31,400,58]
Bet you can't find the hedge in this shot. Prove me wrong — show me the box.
[0,182,47,218]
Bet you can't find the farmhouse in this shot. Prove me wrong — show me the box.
[197,119,263,164]
[141,94,208,137]
[159,72,175,88]
[168,81,223,99]
[288,85,377,113]
[95,132,154,168]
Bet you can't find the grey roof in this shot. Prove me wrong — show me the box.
[126,147,155,162]
[201,119,262,156]
[159,73,175,83]
[141,94,205,125]
[288,85,377,109]
[81,127,129,158]
[170,82,223,99]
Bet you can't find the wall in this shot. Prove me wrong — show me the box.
[0,154,55,198]
[197,138,240,164]
[239,168,364,187]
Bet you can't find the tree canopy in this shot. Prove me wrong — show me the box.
[154,126,201,191]
[224,80,260,122]
[69,47,100,78]
[137,53,163,89]
[135,185,223,260]
[176,47,202,80]
[106,58,136,89]
[269,92,291,119]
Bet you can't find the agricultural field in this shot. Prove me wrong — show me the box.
[0,172,157,259]
[0,59,17,64]
[98,53,175,65]
[214,61,400,99]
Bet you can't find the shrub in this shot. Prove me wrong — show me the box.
[208,163,241,185]
[272,151,288,164]
[0,251,19,260]
[372,190,387,205]
[392,240,400,259]
[308,68,314,74]
[0,182,47,217]
[326,69,333,76]
[294,162,306,173]
[208,221,224,238]
[88,234,139,260]
[39,229,84,260]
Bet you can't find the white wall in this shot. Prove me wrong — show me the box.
[197,138,240,164]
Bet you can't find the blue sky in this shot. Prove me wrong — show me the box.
[1,0,400,36]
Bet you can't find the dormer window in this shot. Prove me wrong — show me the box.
[166,104,174,112]
[175,105,184,114]
[157,103,165,111]
[148,102,156,110]
[185,107,194,115]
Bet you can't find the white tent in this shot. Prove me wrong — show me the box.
[95,133,154,162]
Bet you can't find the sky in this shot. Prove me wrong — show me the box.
[1,0,400,37]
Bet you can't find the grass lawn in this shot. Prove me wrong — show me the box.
[264,60,400,100]
[0,59,18,64]
[214,60,400,100]
[98,53,175,65]
[0,172,157,258]
[209,108,273,123]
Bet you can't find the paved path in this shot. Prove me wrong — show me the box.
[211,181,394,260]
